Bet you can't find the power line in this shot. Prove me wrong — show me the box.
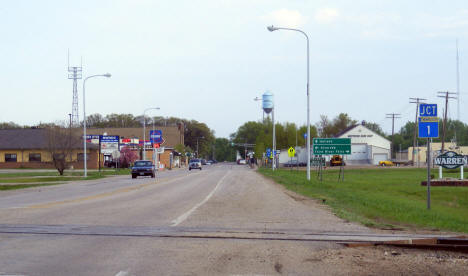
[456,39,460,121]
[437,91,457,153]
[409,97,426,167]
[386,113,401,159]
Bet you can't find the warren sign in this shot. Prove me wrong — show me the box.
[434,151,468,169]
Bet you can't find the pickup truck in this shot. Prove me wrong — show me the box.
[131,160,155,178]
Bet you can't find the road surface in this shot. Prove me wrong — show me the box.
[0,164,466,275]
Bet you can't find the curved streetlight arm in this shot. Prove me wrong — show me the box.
[267,25,311,180]
[83,73,111,177]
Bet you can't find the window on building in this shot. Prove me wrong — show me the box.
[5,154,17,162]
[53,153,65,160]
[77,153,89,161]
[29,153,41,162]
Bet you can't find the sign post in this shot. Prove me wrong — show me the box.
[418,104,438,210]
[288,147,295,171]
[313,138,351,182]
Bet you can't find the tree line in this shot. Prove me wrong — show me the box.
[229,113,468,159]
[2,113,467,162]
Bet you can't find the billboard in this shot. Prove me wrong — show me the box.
[100,135,119,154]
[85,135,100,144]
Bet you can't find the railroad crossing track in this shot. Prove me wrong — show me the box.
[1,224,465,249]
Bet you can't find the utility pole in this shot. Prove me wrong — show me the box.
[437,91,457,153]
[386,113,401,159]
[456,39,460,122]
[409,98,426,166]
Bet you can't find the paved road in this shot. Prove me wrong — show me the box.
[0,164,462,275]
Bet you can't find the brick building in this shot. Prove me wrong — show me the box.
[0,128,100,169]
[86,125,185,169]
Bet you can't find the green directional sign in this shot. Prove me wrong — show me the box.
[313,145,351,155]
[313,138,351,145]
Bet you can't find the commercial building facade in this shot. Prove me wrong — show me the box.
[336,123,391,165]
[408,142,468,165]
[85,125,185,169]
[0,129,100,169]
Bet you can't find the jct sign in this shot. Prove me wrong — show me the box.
[434,151,468,169]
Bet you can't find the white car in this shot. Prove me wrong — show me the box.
[189,159,202,170]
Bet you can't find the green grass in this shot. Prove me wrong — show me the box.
[0,169,131,188]
[258,167,468,233]
[0,183,65,191]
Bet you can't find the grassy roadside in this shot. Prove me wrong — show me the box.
[0,169,131,190]
[258,167,468,233]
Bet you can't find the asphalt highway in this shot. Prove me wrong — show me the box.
[0,164,459,275]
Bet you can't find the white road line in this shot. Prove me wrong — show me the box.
[115,271,129,276]
[171,171,230,227]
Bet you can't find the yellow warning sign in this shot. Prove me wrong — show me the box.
[288,147,295,157]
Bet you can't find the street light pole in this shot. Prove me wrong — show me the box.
[142,107,160,161]
[267,25,311,180]
[83,73,111,177]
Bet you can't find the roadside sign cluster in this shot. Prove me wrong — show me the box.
[312,138,351,155]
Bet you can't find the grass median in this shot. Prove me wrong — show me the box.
[0,169,131,190]
[258,167,468,233]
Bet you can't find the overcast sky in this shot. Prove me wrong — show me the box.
[1,0,468,138]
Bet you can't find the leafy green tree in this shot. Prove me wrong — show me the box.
[364,122,386,137]
[316,113,356,137]
[0,122,22,129]
[184,120,215,159]
[214,138,236,161]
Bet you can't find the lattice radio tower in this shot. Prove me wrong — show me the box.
[68,51,82,127]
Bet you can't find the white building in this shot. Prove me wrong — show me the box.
[336,123,391,165]
[277,123,391,166]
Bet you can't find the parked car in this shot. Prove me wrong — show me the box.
[379,160,394,166]
[283,160,299,167]
[201,159,207,165]
[189,158,202,170]
[131,160,155,178]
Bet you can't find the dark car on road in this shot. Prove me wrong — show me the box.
[189,159,202,170]
[131,160,155,178]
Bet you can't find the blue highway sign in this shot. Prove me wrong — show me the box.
[419,104,437,117]
[418,116,439,138]
[149,130,163,143]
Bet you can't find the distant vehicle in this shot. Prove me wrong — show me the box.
[131,160,155,178]
[207,160,217,165]
[201,159,207,165]
[379,160,394,166]
[283,160,298,167]
[237,159,246,165]
[189,159,202,170]
[329,155,345,166]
